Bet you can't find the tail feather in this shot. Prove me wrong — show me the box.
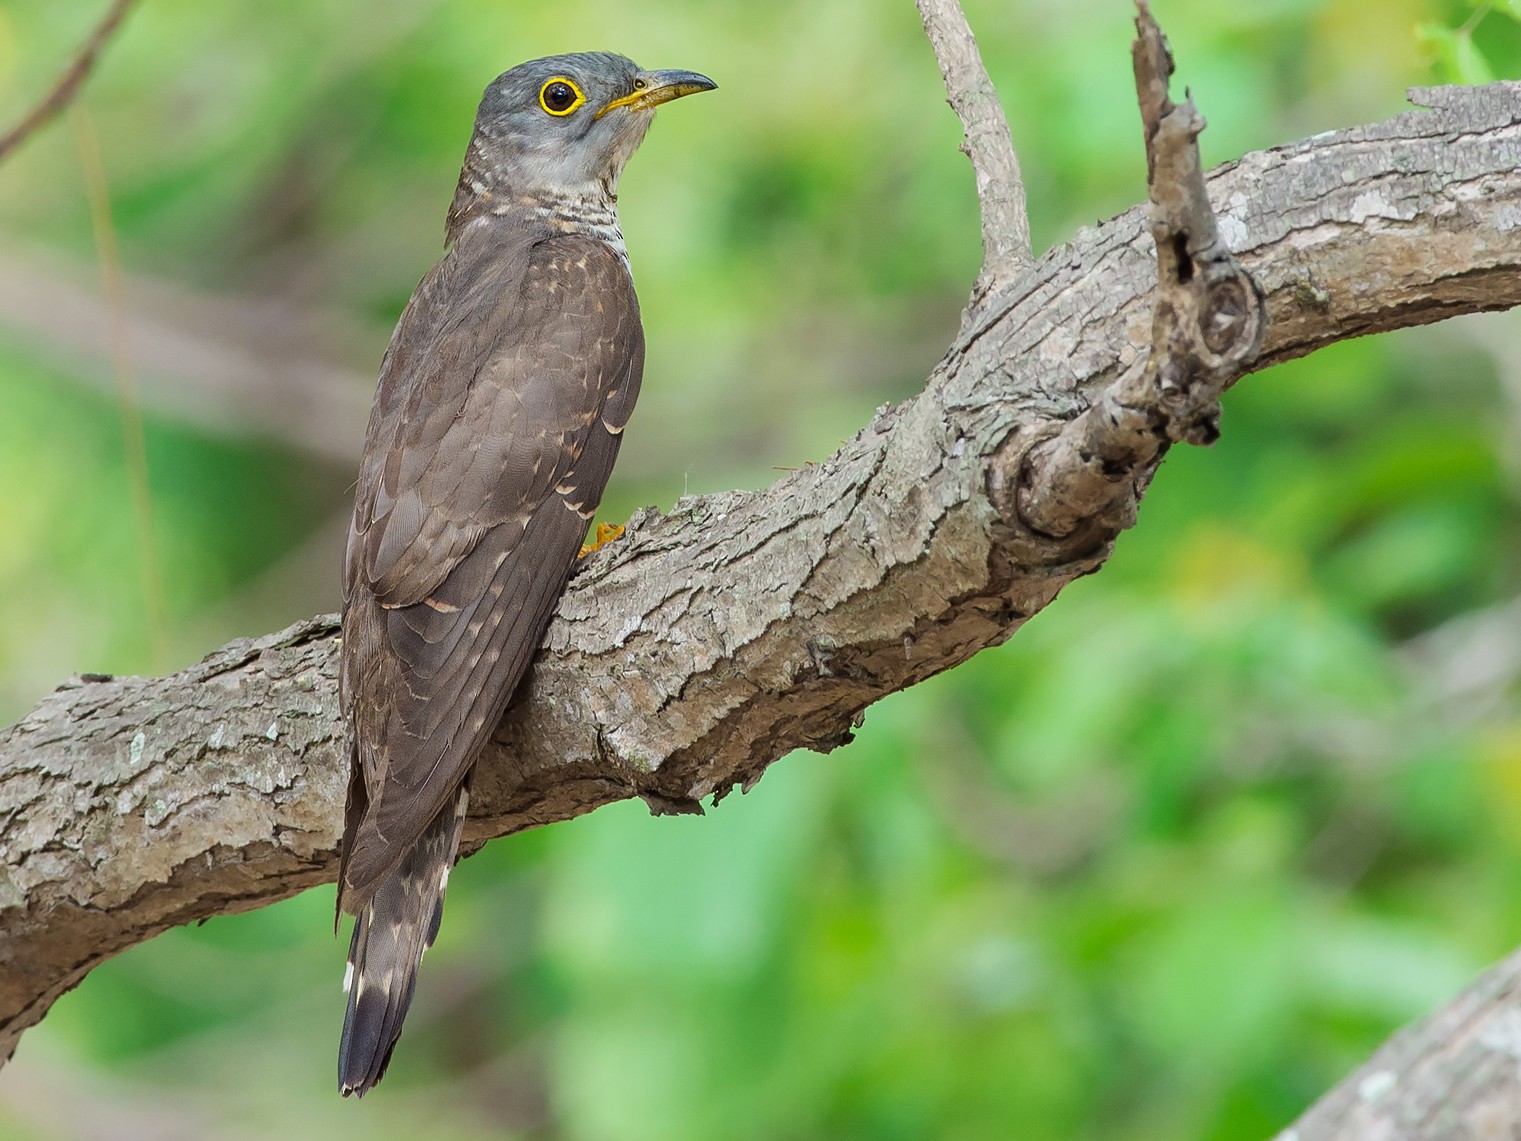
[338,784,469,1097]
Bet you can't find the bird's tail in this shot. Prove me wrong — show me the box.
[338,784,469,1097]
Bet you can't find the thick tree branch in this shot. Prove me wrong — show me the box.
[915,0,1032,297]
[0,0,142,164]
[2,6,1520,1127]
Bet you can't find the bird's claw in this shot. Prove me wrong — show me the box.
[578,521,625,558]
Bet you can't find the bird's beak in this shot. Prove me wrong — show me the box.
[597,69,717,118]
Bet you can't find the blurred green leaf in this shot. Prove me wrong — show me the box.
[1418,22,1498,84]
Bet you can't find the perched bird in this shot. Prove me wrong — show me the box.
[336,52,715,1096]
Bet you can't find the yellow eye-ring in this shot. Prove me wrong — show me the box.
[539,77,585,116]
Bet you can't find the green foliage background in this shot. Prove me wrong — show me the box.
[1,1,1519,1137]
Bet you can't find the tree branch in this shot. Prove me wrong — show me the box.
[2,6,1520,1127]
[1283,948,1521,1140]
[915,0,1032,298]
[0,0,143,165]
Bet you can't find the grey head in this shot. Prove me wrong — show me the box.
[448,51,715,239]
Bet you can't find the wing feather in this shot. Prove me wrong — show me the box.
[339,227,644,904]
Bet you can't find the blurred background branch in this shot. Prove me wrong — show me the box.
[0,247,372,465]
[0,0,141,164]
[1286,944,1521,1139]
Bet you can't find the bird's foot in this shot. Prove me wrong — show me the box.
[578,521,625,558]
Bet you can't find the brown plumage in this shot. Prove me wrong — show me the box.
[336,52,713,1096]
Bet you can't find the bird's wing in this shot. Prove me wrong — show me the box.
[339,228,643,903]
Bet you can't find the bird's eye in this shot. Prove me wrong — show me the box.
[538,78,585,116]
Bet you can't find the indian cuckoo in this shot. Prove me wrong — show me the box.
[337,52,714,1096]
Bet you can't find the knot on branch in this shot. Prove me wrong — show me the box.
[1151,247,1265,445]
[1197,262,1263,361]
[1001,408,1148,543]
[1153,220,1265,372]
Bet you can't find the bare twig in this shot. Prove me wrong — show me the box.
[0,0,143,165]
[914,0,1032,294]
[1013,0,1265,541]
[1131,0,1265,416]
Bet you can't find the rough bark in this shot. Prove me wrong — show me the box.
[2,3,1521,1133]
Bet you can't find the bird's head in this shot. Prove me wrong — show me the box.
[455,52,715,224]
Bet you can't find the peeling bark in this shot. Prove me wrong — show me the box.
[2,5,1520,1131]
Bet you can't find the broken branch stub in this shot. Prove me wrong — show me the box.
[1134,1,1265,442]
[1013,0,1266,541]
